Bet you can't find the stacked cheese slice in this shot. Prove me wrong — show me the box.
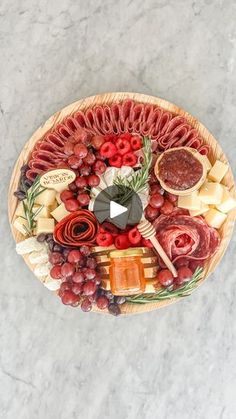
[177,158,236,229]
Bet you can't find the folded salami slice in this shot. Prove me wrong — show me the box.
[153,213,220,264]
[54,210,99,247]
[26,99,209,180]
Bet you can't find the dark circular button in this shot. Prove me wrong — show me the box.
[93,185,143,229]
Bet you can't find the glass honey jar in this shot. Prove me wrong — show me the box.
[109,248,145,296]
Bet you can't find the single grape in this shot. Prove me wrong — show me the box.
[96,295,109,310]
[83,281,97,296]
[49,251,64,265]
[61,262,75,278]
[108,303,121,316]
[80,245,91,257]
[61,290,79,305]
[67,249,82,263]
[81,298,92,312]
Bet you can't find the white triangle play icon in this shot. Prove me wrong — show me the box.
[110,201,128,219]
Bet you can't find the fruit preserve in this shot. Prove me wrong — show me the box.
[109,248,145,296]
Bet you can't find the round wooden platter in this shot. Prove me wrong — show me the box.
[8,92,236,315]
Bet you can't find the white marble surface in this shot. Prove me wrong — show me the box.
[1,1,236,418]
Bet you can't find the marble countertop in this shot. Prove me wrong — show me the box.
[1,1,236,418]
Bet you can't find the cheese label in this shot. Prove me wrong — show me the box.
[40,169,76,192]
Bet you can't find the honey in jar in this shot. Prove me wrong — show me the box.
[109,248,145,296]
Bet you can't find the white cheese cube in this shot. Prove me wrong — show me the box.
[35,189,56,206]
[13,217,29,236]
[16,237,45,254]
[50,203,70,222]
[178,192,201,210]
[15,201,25,217]
[32,205,50,220]
[198,154,212,172]
[199,182,223,205]
[55,192,62,205]
[216,187,236,213]
[204,208,227,229]
[189,202,209,216]
[36,218,55,235]
[208,160,228,183]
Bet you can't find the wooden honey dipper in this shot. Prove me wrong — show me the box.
[138,219,178,277]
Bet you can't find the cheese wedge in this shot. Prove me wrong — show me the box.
[189,202,209,216]
[50,203,70,222]
[35,189,56,206]
[178,192,201,211]
[199,182,223,205]
[13,217,29,236]
[208,160,228,183]
[204,208,227,229]
[36,218,55,235]
[216,187,236,214]
[15,201,25,217]
[199,154,212,172]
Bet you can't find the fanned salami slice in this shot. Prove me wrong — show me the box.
[26,99,209,180]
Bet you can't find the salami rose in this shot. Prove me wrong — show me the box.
[54,210,99,247]
[153,211,220,264]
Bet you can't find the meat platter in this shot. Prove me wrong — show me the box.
[8,92,236,315]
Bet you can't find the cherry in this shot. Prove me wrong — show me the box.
[79,164,91,176]
[77,193,90,206]
[64,142,75,156]
[83,152,96,165]
[80,245,91,256]
[175,267,193,285]
[81,298,92,312]
[128,227,141,245]
[86,257,97,269]
[145,205,159,221]
[87,175,100,187]
[165,192,178,203]
[61,290,79,305]
[100,141,117,158]
[68,181,78,192]
[61,262,75,277]
[108,155,122,168]
[72,271,85,283]
[74,143,88,159]
[67,155,83,169]
[75,176,87,188]
[49,252,64,265]
[91,135,106,150]
[122,152,137,167]
[71,282,83,295]
[157,269,174,287]
[83,281,97,296]
[160,200,174,215]
[67,250,82,263]
[96,295,109,310]
[84,268,96,280]
[92,160,107,175]
[65,198,80,212]
[60,190,74,203]
[50,265,63,279]
[149,193,164,209]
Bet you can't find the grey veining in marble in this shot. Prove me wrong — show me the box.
[1,1,236,418]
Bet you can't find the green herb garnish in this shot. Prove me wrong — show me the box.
[126,267,204,304]
[22,176,46,235]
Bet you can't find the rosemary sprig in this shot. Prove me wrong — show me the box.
[126,267,204,304]
[22,176,46,235]
[114,136,152,205]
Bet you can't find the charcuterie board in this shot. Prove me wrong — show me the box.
[8,92,236,315]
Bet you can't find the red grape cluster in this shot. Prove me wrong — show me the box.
[145,171,178,221]
[43,236,125,315]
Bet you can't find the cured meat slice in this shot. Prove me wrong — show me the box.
[153,213,220,264]
[26,99,209,180]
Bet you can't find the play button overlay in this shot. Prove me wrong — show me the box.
[110,201,127,219]
[93,185,143,229]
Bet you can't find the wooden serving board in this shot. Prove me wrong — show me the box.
[8,92,236,315]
